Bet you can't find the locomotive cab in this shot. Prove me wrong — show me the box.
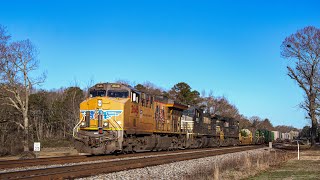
[79,83,129,130]
[74,83,132,154]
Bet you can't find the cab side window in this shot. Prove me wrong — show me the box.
[141,93,145,106]
[150,97,153,108]
[107,90,129,98]
[131,91,139,103]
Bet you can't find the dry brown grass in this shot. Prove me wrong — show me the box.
[184,148,295,180]
[249,149,320,180]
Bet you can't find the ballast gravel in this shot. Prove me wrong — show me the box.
[78,148,270,180]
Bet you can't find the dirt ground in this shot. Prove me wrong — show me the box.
[0,147,78,160]
[249,147,320,180]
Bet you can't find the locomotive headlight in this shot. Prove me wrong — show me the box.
[81,121,86,126]
[103,122,108,127]
[97,99,102,107]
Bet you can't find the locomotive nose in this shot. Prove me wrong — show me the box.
[80,98,110,129]
[82,109,104,131]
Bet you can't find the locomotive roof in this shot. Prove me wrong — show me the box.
[212,114,238,123]
[90,82,140,92]
[154,96,188,110]
[183,106,239,122]
[91,83,188,110]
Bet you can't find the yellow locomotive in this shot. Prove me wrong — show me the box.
[73,83,189,154]
[73,83,239,155]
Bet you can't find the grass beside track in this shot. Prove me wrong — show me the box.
[249,147,320,180]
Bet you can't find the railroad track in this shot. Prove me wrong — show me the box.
[0,146,263,179]
[0,148,227,170]
[0,145,262,170]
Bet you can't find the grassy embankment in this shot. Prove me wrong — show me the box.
[184,148,295,180]
[249,147,320,180]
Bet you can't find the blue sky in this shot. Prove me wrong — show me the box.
[1,0,319,128]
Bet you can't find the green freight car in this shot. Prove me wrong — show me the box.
[255,129,273,144]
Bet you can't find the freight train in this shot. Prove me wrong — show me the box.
[73,83,240,155]
[239,129,268,145]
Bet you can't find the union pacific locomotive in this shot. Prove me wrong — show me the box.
[73,83,240,155]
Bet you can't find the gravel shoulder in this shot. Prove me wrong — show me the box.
[79,148,290,180]
[0,147,78,160]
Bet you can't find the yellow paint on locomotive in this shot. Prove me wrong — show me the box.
[76,83,188,137]
[78,95,176,134]
[239,129,253,145]
[216,126,225,140]
[122,95,156,133]
[79,97,127,131]
[220,131,225,140]
[123,99,184,134]
[74,83,191,155]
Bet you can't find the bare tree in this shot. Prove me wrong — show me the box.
[134,81,164,96]
[281,26,320,145]
[84,76,95,97]
[0,25,45,152]
[211,96,240,119]
[238,115,252,130]
[0,25,10,71]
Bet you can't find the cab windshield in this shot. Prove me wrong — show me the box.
[90,90,106,97]
[183,109,195,116]
[107,90,129,98]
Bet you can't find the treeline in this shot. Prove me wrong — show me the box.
[0,80,297,156]
[0,87,84,155]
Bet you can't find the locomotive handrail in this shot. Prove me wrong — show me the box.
[108,112,123,139]
[73,117,84,139]
[72,122,81,139]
